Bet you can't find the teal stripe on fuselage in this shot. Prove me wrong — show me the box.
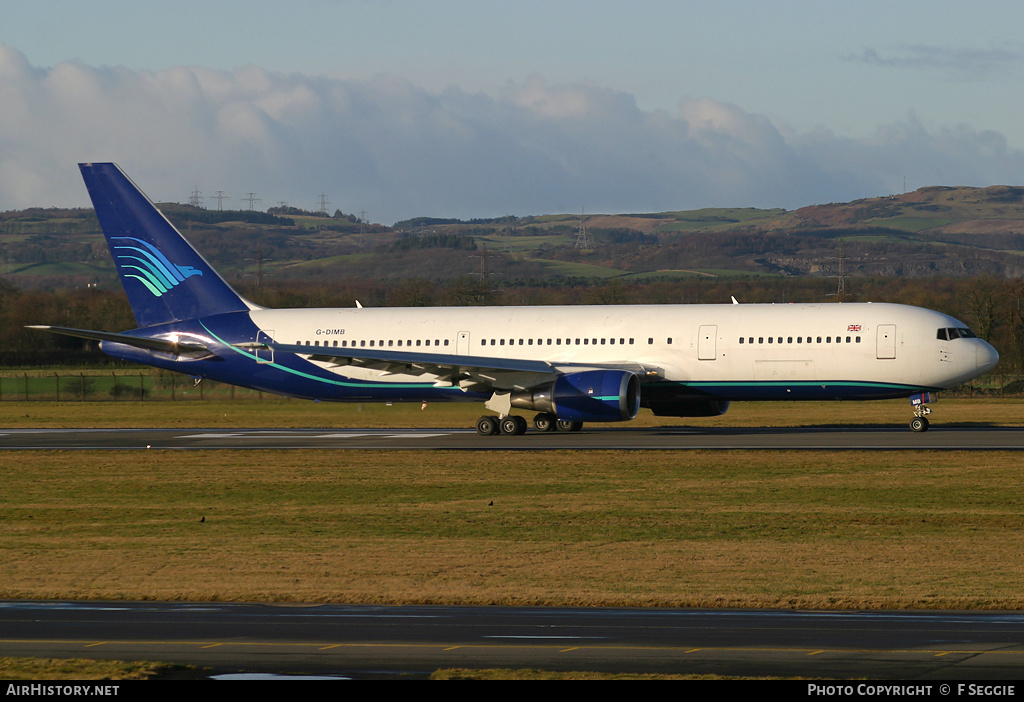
[200,320,448,391]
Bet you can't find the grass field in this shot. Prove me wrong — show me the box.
[2,399,1023,610]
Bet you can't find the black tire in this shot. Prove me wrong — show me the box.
[476,415,499,436]
[556,419,583,432]
[500,416,526,435]
[909,416,929,433]
[533,413,557,432]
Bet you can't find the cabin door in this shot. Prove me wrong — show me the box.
[876,324,896,359]
[698,325,717,361]
[457,331,471,355]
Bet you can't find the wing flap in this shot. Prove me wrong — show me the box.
[264,342,654,391]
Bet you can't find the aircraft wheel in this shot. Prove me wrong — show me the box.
[556,419,583,432]
[533,413,557,432]
[500,416,527,435]
[909,416,930,433]
[476,415,499,436]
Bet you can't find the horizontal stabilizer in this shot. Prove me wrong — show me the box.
[28,326,210,356]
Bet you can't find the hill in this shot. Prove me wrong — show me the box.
[3,185,1024,291]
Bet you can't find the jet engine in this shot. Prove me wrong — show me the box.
[511,369,640,422]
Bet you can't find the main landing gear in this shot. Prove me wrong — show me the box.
[475,413,583,436]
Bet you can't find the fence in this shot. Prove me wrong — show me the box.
[0,369,1020,402]
[0,370,266,402]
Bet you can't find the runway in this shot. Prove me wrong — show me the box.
[3,425,1024,450]
[2,600,1023,679]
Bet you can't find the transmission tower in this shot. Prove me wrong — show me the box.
[242,193,261,211]
[831,242,850,301]
[211,191,229,211]
[189,186,203,208]
[317,193,330,216]
[575,208,592,249]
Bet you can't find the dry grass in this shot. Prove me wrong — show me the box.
[0,657,187,680]
[2,448,1023,609]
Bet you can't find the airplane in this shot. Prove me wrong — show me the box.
[31,163,999,434]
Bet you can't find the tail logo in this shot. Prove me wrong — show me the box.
[112,236,204,297]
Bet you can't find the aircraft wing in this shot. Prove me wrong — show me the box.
[262,342,649,391]
[28,326,211,357]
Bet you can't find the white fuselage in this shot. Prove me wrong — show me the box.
[247,301,997,398]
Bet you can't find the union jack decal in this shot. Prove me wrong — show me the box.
[847,324,862,331]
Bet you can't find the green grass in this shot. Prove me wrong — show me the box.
[524,258,630,278]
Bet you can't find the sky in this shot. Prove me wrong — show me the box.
[3,0,1024,224]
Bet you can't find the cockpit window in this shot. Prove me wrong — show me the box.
[937,327,977,341]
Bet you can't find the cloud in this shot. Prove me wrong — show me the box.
[1,44,1023,223]
[846,44,1024,79]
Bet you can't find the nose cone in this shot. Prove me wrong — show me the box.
[977,340,999,372]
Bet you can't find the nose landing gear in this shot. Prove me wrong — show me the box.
[909,393,933,432]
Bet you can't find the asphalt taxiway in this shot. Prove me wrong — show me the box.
[2,601,1023,679]
[2,425,1024,450]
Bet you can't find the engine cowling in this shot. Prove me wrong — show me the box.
[511,370,641,422]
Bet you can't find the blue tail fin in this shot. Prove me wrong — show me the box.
[80,163,256,328]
